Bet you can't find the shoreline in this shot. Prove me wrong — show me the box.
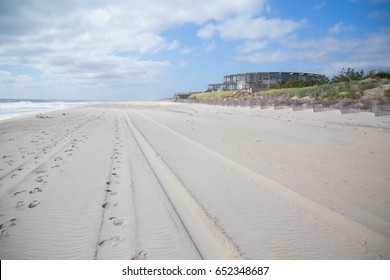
[0,99,110,122]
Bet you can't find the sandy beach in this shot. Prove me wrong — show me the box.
[0,102,389,259]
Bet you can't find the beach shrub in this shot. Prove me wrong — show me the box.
[323,89,340,99]
[344,91,361,100]
[332,67,364,82]
[365,70,390,80]
[270,75,329,90]
[360,80,381,91]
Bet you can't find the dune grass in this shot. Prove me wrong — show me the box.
[188,79,389,100]
[188,90,237,100]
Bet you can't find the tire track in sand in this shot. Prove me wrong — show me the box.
[130,108,390,260]
[95,109,202,259]
[119,109,201,259]
[122,109,242,260]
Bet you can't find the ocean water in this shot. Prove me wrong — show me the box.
[0,99,101,121]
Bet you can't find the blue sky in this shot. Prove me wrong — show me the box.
[0,0,389,101]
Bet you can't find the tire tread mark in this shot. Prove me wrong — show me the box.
[131,108,390,259]
[122,109,242,260]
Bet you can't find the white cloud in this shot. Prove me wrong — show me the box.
[235,29,390,75]
[1,0,388,99]
[177,61,189,68]
[0,0,270,98]
[236,48,328,64]
[236,41,268,54]
[286,36,361,53]
[344,29,390,68]
[197,23,218,39]
[178,47,194,55]
[87,7,116,26]
[328,22,355,34]
[197,16,307,41]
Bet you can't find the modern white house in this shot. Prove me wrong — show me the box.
[208,72,322,91]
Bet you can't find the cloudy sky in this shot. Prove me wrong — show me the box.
[0,0,389,101]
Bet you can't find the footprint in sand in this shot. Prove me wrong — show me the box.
[0,218,16,230]
[13,190,27,197]
[108,217,124,227]
[29,187,42,194]
[0,229,10,241]
[35,176,47,183]
[131,250,147,260]
[102,202,113,209]
[112,219,124,227]
[98,236,124,247]
[0,219,15,240]
[16,201,25,210]
[111,236,124,245]
[28,200,40,208]
[105,189,117,195]
[98,239,110,246]
[35,176,43,182]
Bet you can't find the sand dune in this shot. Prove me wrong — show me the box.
[0,102,389,259]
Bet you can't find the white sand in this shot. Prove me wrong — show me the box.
[0,102,389,259]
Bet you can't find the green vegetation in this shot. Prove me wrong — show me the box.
[188,90,237,100]
[264,79,389,100]
[365,70,390,80]
[189,79,389,100]
[331,67,364,83]
[187,68,390,101]
[270,74,329,89]
[264,83,350,100]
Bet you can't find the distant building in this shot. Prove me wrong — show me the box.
[208,72,322,91]
[207,83,225,92]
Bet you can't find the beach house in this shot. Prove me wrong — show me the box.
[208,72,322,91]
